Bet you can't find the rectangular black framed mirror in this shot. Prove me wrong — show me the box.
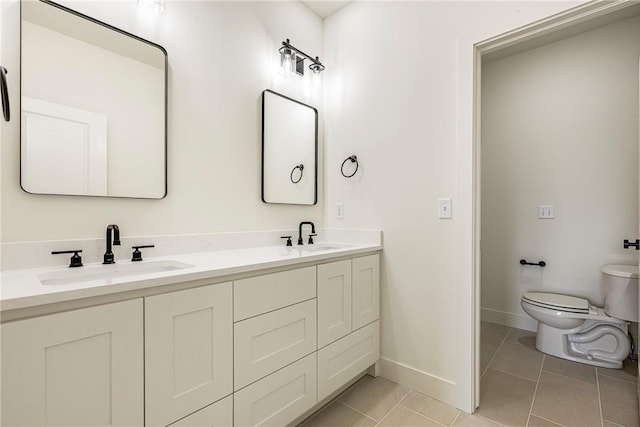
[20,0,167,199]
[261,89,317,205]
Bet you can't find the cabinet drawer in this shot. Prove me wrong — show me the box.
[234,266,316,321]
[352,254,380,330]
[145,283,233,427]
[234,353,317,427]
[168,395,233,427]
[317,321,379,401]
[234,299,316,390]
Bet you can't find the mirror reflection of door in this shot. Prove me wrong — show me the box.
[20,0,167,198]
[21,97,107,196]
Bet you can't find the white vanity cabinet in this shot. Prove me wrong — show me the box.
[232,267,318,425]
[0,299,144,426]
[352,255,380,329]
[0,250,380,427]
[234,353,317,427]
[233,266,315,321]
[317,259,352,347]
[318,254,380,347]
[145,282,233,427]
[234,299,317,390]
[317,254,380,401]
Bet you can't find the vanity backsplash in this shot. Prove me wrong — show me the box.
[1,229,382,271]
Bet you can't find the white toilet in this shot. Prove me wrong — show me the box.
[521,264,639,369]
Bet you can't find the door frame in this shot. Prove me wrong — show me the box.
[455,0,640,412]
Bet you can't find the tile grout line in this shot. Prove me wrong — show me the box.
[396,402,448,427]
[498,359,604,385]
[598,371,638,385]
[525,354,546,427]
[541,368,599,386]
[481,328,511,380]
[595,367,604,427]
[299,397,342,426]
[489,367,540,384]
[530,414,566,427]
[372,389,412,427]
[449,411,461,426]
[472,412,511,427]
[334,400,379,424]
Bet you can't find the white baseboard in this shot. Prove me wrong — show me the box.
[481,307,537,332]
[379,357,458,408]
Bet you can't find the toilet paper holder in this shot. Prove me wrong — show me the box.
[520,259,546,267]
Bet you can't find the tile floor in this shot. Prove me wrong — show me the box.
[298,322,639,427]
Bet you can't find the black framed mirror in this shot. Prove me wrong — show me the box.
[20,0,167,199]
[261,89,317,205]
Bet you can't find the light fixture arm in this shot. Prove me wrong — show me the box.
[280,39,325,73]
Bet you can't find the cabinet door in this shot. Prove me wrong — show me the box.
[352,254,380,330]
[318,260,352,348]
[145,283,233,427]
[234,299,316,390]
[234,353,317,427]
[169,395,233,427]
[1,299,143,426]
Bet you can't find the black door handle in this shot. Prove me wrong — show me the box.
[0,66,9,122]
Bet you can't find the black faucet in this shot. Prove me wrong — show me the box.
[103,224,121,264]
[298,221,315,245]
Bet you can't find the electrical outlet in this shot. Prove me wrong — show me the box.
[538,205,554,219]
[336,203,344,220]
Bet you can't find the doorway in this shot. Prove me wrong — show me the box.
[471,1,640,418]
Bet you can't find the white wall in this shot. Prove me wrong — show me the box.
[481,16,640,330]
[1,0,324,242]
[323,0,585,408]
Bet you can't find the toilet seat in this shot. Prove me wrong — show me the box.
[522,292,589,314]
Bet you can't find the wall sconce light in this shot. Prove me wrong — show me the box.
[137,0,165,15]
[279,39,325,79]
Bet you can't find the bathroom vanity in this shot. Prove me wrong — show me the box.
[1,243,380,426]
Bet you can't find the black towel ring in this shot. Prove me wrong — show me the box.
[290,164,304,184]
[341,155,358,178]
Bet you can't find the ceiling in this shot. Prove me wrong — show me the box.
[300,1,352,18]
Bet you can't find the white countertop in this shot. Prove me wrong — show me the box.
[1,242,381,312]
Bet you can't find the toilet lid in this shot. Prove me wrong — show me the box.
[601,264,638,279]
[522,292,590,314]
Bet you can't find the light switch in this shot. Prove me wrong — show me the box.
[336,203,344,220]
[439,198,452,219]
[538,205,554,219]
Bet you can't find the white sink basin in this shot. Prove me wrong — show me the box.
[39,260,194,286]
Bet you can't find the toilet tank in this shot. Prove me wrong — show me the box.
[602,264,639,322]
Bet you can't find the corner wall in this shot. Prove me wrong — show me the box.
[322,0,586,409]
[481,15,640,330]
[1,0,324,243]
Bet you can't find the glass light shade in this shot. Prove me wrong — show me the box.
[310,69,322,87]
[280,49,295,77]
[137,0,165,15]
